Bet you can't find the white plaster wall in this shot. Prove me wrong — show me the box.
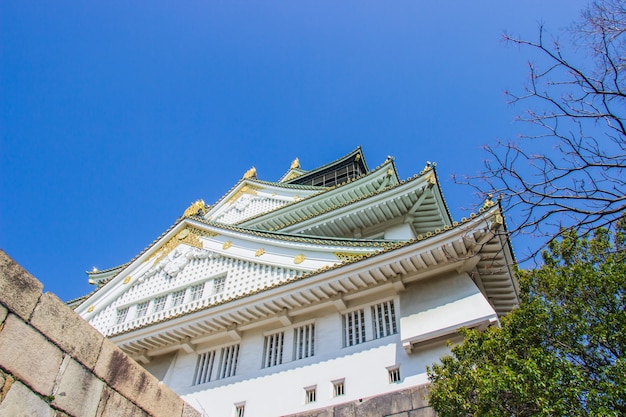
[384,223,415,240]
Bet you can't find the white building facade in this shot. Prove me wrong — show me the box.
[74,148,518,417]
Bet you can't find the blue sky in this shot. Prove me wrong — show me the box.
[1,1,588,302]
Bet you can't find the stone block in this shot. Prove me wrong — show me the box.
[386,413,409,417]
[30,292,104,370]
[334,402,355,417]
[410,385,430,410]
[182,402,202,417]
[94,339,183,417]
[0,304,7,324]
[0,380,54,417]
[0,250,43,320]
[0,314,63,396]
[52,357,105,417]
[96,387,149,417]
[408,407,436,417]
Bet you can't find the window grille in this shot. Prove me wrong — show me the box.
[333,380,345,397]
[293,323,315,360]
[305,387,316,404]
[217,344,240,379]
[235,404,245,417]
[372,300,398,339]
[213,276,226,294]
[193,350,216,385]
[135,301,149,318]
[388,367,401,383]
[171,289,185,307]
[153,295,167,313]
[189,283,204,301]
[115,307,129,325]
[342,309,366,347]
[262,332,284,368]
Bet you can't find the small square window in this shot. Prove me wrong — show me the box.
[171,289,185,307]
[115,307,129,325]
[388,367,401,384]
[333,379,345,397]
[305,386,316,404]
[190,283,204,301]
[153,296,167,313]
[234,403,245,417]
[135,301,149,318]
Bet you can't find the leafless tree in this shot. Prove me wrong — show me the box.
[461,0,626,259]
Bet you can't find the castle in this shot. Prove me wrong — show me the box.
[72,148,518,416]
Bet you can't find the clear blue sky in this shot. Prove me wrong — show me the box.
[1,1,588,302]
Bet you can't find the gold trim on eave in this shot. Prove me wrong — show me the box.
[255,248,265,257]
[223,241,232,250]
[294,254,305,264]
[183,200,206,217]
[123,276,132,284]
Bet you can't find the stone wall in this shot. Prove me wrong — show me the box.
[284,384,436,417]
[0,250,201,417]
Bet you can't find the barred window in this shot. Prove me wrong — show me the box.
[171,289,185,307]
[135,301,149,318]
[193,350,216,385]
[217,344,239,379]
[153,295,167,313]
[342,309,366,347]
[371,300,397,339]
[213,276,226,294]
[115,307,129,325]
[293,323,315,360]
[189,283,204,301]
[388,366,401,383]
[333,379,345,397]
[262,332,284,368]
[305,386,316,404]
[235,403,245,417]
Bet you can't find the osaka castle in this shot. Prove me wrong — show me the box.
[73,147,518,417]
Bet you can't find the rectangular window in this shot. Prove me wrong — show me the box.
[371,300,398,339]
[190,283,204,301]
[213,276,226,294]
[333,379,345,397]
[217,344,239,379]
[293,323,315,360]
[342,309,366,347]
[153,295,167,313]
[171,289,185,307]
[135,301,149,318]
[388,367,401,384]
[235,403,245,417]
[305,386,316,404]
[193,350,216,385]
[115,307,129,325]
[262,332,284,368]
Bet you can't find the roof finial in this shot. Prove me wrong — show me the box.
[184,199,207,217]
[243,166,257,179]
[423,161,432,172]
[291,158,300,169]
[483,194,496,209]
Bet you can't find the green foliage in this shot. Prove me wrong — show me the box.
[428,224,626,416]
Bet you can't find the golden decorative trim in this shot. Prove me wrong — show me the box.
[87,305,95,313]
[243,166,257,179]
[483,194,496,209]
[147,227,210,264]
[291,157,300,169]
[355,153,361,161]
[183,200,206,217]
[294,195,299,201]
[294,254,305,264]
[426,174,436,185]
[255,248,265,257]
[123,276,132,284]
[223,241,232,250]
[495,214,504,225]
[226,184,263,205]
[334,252,365,262]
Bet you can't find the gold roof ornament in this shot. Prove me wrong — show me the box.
[483,194,496,209]
[291,158,300,169]
[423,161,432,172]
[183,200,207,217]
[243,166,257,179]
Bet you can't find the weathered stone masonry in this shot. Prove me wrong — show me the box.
[0,250,201,417]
